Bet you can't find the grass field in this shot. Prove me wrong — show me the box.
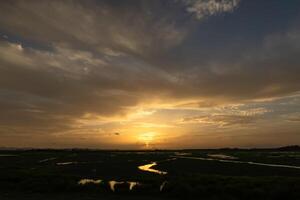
[1,148,300,199]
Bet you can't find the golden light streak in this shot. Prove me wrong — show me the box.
[138,132,156,148]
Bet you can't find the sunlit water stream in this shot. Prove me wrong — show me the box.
[174,155,300,169]
[76,153,300,194]
[78,179,140,191]
[138,162,167,175]
[78,179,102,185]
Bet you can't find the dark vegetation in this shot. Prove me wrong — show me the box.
[0,147,300,199]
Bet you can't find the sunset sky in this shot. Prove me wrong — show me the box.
[0,0,300,149]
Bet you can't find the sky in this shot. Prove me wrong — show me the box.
[0,0,300,149]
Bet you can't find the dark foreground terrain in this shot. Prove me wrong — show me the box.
[1,147,300,199]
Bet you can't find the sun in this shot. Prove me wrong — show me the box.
[138,132,156,148]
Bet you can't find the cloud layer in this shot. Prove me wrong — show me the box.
[0,0,299,148]
[183,0,240,20]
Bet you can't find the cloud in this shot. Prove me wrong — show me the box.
[0,38,178,137]
[0,0,299,147]
[287,117,300,122]
[182,0,240,20]
[285,112,300,122]
[180,106,269,127]
[181,114,256,127]
[0,1,188,58]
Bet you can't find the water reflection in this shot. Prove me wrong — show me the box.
[38,157,57,163]
[174,156,300,169]
[78,179,102,185]
[108,181,140,191]
[109,181,124,191]
[78,178,165,192]
[208,154,237,160]
[56,161,78,165]
[160,181,168,192]
[138,162,167,175]
[0,154,17,157]
[128,182,139,190]
[174,152,192,156]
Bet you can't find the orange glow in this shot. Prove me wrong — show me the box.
[137,132,156,148]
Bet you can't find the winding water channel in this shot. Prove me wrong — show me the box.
[76,153,300,193]
[174,155,300,170]
[138,162,168,175]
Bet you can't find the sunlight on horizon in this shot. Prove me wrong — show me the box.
[0,0,299,149]
[138,132,156,148]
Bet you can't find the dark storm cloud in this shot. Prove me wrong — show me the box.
[0,0,299,145]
